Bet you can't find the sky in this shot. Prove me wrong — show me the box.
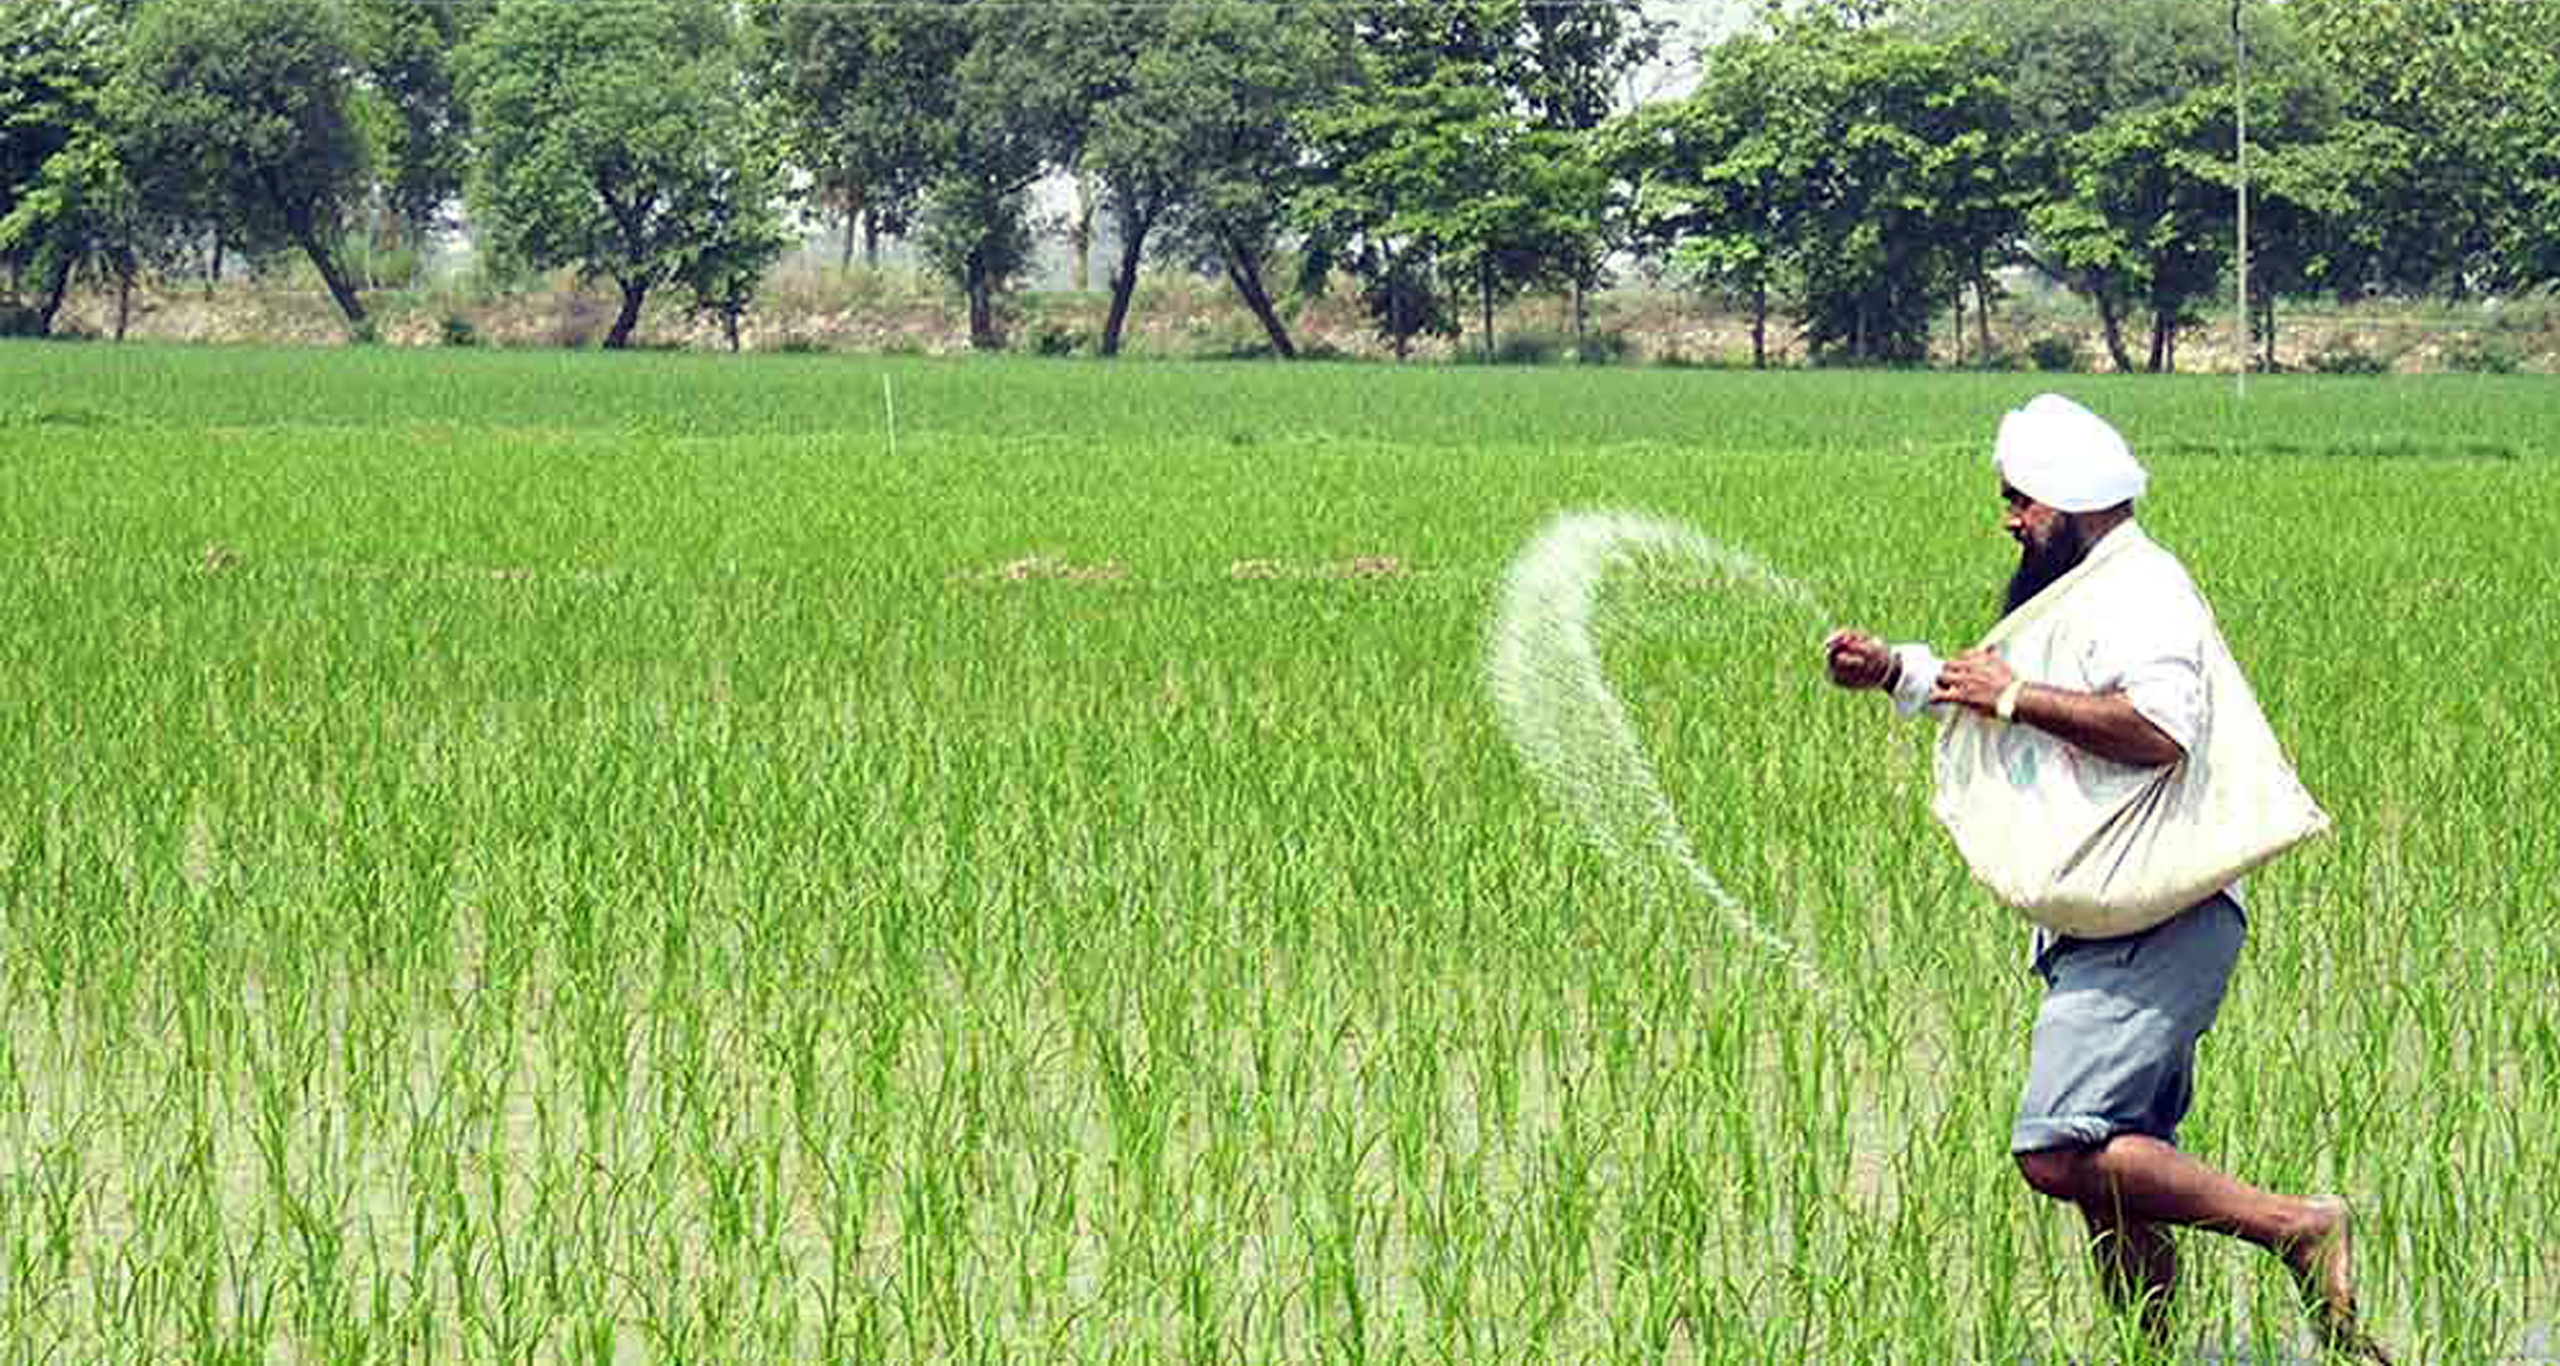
[1633,0,1759,106]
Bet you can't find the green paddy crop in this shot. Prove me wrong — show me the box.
[1,343,2555,1361]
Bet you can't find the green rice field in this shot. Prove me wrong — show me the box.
[2,342,2555,1361]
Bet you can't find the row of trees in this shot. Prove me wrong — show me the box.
[0,0,1662,354]
[1625,0,2560,370]
[4,0,2557,366]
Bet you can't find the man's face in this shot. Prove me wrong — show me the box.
[2001,482,2085,614]
[2002,483,2067,552]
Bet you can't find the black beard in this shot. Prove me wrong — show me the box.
[2003,515,2088,617]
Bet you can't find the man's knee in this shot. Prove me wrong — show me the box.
[2016,1146,2090,1202]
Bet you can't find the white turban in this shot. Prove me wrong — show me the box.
[1993,394,2147,512]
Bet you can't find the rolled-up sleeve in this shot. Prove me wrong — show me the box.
[1888,643,1943,718]
[2084,594,2209,756]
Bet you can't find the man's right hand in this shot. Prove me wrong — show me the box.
[1823,629,1895,691]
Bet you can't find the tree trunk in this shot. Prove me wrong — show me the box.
[1218,233,1294,360]
[35,256,74,336]
[1751,278,1768,369]
[2092,288,2135,373]
[283,211,369,338]
[1480,261,1496,360]
[1572,276,1588,347]
[115,269,132,342]
[2258,293,2278,371]
[310,245,370,338]
[1389,250,1410,361]
[862,213,882,271]
[2147,307,2172,373]
[1071,169,1097,293]
[1098,204,1151,359]
[967,255,1000,351]
[840,185,861,272]
[1974,277,1994,357]
[604,277,647,350]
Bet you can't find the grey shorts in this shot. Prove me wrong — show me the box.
[2011,894,2246,1154]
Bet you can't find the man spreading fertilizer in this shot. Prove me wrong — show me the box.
[1821,395,2389,1360]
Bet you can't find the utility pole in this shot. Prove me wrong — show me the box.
[2233,0,2250,399]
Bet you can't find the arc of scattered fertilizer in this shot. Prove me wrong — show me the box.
[1485,511,1830,994]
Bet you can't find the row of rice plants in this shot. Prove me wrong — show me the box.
[1,346,2551,1358]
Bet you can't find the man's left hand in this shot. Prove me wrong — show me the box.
[1931,649,2017,716]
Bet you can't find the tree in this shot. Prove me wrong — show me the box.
[1079,0,1351,359]
[1936,0,2334,372]
[765,0,1081,351]
[115,0,374,336]
[1608,33,1809,367]
[918,4,1092,351]
[1292,68,1479,359]
[2288,0,2560,298]
[1515,0,1665,341]
[461,0,787,350]
[1613,11,2016,366]
[2,0,112,332]
[1292,0,1655,361]
[343,0,493,254]
[750,0,972,272]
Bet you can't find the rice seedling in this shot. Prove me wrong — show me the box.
[1,342,2554,1360]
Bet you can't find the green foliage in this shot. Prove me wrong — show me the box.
[1075,0,1348,359]
[2289,0,2560,297]
[1294,1,1629,361]
[1026,319,1089,358]
[460,0,786,351]
[913,172,1035,350]
[772,0,1090,353]
[342,0,491,249]
[339,234,420,292]
[1616,12,2015,366]
[2025,335,2085,373]
[1939,0,2336,373]
[0,0,145,335]
[1,0,90,227]
[748,0,970,249]
[1479,330,1562,366]
[2439,333,2519,375]
[115,0,373,334]
[2304,335,2388,375]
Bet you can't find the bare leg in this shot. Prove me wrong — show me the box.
[2081,1204,2177,1346]
[2019,1135,2389,1361]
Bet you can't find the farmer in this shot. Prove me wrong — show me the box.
[1819,395,2387,1361]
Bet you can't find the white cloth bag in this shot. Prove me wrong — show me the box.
[1931,530,2330,938]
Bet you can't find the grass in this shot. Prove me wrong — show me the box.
[1,341,2555,1361]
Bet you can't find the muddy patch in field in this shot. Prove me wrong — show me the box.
[1226,555,1410,582]
[972,555,1130,585]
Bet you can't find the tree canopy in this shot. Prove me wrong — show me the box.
[115,0,374,335]
[461,0,786,350]
[4,0,2554,363]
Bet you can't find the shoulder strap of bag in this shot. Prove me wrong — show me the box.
[1974,522,2155,653]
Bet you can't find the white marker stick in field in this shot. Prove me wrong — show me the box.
[1486,510,1827,991]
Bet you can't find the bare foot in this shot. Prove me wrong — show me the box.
[2285,1196,2391,1362]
